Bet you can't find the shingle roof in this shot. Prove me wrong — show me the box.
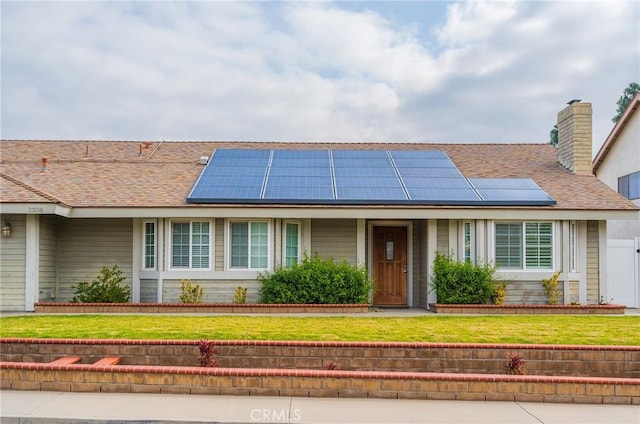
[0,140,636,211]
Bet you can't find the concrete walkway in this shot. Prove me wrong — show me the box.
[1,390,639,424]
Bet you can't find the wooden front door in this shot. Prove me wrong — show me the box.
[372,226,407,306]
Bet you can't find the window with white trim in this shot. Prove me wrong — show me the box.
[143,221,156,270]
[462,221,473,263]
[495,222,553,270]
[230,221,269,269]
[284,221,301,267]
[171,220,211,269]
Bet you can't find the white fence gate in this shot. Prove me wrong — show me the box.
[606,238,640,308]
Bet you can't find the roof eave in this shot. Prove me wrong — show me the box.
[593,93,640,172]
[30,205,638,221]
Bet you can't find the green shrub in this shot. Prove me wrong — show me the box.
[180,279,204,304]
[431,252,498,304]
[258,253,372,304]
[70,265,130,303]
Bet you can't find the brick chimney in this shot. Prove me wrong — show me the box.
[557,100,592,175]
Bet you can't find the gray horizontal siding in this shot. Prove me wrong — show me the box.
[39,216,57,302]
[140,279,157,303]
[57,218,133,301]
[162,279,261,303]
[437,219,448,254]
[504,280,565,305]
[586,221,599,304]
[311,219,357,265]
[0,215,26,311]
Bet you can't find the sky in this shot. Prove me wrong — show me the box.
[1,1,638,154]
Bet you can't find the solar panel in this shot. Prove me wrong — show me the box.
[269,167,331,177]
[332,150,388,159]
[390,150,448,159]
[468,178,540,190]
[187,149,556,206]
[272,158,330,168]
[336,187,408,200]
[332,158,393,169]
[336,177,404,189]
[475,188,555,202]
[267,176,333,187]
[197,176,264,186]
[188,185,263,201]
[401,177,472,189]
[468,178,556,204]
[392,158,457,168]
[333,166,397,177]
[407,188,481,202]
[264,186,334,200]
[212,149,271,159]
[202,166,267,177]
[272,150,328,159]
[395,167,464,178]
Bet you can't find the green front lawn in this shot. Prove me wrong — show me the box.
[1,315,639,345]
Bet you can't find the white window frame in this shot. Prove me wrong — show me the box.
[283,220,302,267]
[168,219,213,270]
[227,219,272,271]
[494,221,555,271]
[461,221,474,263]
[143,220,157,270]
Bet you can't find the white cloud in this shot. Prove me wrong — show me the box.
[1,0,638,148]
[436,1,519,46]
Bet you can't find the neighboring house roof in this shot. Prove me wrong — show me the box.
[0,140,636,211]
[593,93,640,173]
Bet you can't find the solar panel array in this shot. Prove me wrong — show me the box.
[187,149,556,206]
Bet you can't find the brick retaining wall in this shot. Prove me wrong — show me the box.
[1,362,638,404]
[34,303,370,313]
[428,304,626,314]
[2,339,639,378]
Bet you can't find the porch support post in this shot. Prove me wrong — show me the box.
[302,219,311,257]
[274,219,282,267]
[356,219,365,265]
[131,219,141,303]
[448,220,458,260]
[475,219,486,263]
[426,219,438,306]
[25,215,39,312]
[157,218,165,303]
[598,220,607,303]
[578,221,588,304]
[561,220,570,305]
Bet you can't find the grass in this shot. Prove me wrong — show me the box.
[1,315,639,345]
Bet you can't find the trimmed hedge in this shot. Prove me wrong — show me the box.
[431,253,498,304]
[258,254,372,304]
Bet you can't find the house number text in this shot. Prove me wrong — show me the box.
[27,207,44,213]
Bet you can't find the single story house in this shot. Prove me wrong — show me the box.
[1,100,638,312]
[593,93,640,307]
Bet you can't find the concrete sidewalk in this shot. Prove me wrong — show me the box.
[1,391,639,424]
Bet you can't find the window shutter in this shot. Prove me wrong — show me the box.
[525,222,553,269]
[495,223,522,268]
